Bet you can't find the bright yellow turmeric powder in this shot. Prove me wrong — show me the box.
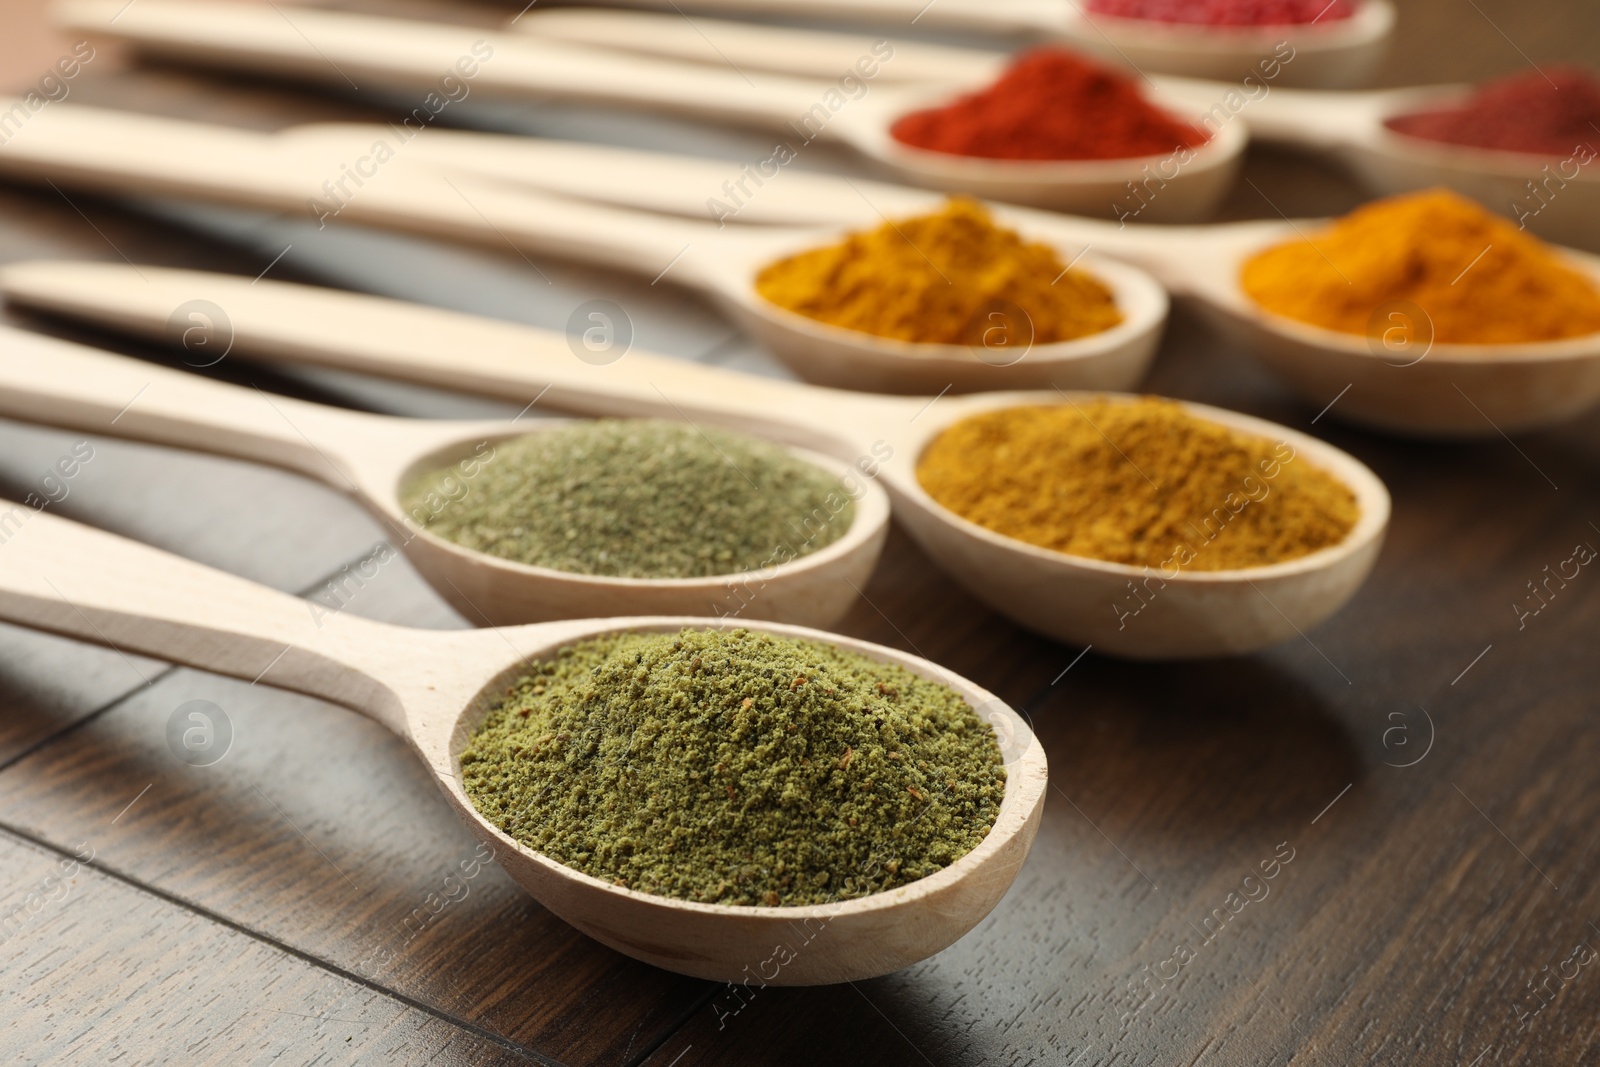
[916,398,1358,571]
[1240,189,1600,344]
[754,197,1123,346]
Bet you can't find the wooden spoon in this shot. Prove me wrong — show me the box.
[0,101,1166,397]
[271,124,1600,438]
[522,0,1396,88]
[1071,222,1600,437]
[0,326,890,628]
[0,506,1046,984]
[0,262,1391,660]
[517,9,1010,85]
[279,121,925,229]
[54,0,1248,222]
[1152,79,1600,254]
[514,9,1600,253]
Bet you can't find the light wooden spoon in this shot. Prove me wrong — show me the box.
[0,326,889,628]
[54,0,1248,222]
[0,101,1166,397]
[1080,222,1600,437]
[514,9,1599,252]
[281,121,922,229]
[1151,78,1600,254]
[531,0,1396,88]
[275,122,1600,438]
[0,507,1046,984]
[517,9,1009,85]
[0,262,1391,660]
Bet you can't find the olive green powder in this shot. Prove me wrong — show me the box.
[459,628,1006,907]
[400,420,853,579]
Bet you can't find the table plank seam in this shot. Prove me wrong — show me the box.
[624,987,722,1067]
[0,821,571,1067]
[0,537,403,783]
[0,663,178,777]
[0,544,589,1064]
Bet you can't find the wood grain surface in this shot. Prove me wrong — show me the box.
[0,0,1597,1064]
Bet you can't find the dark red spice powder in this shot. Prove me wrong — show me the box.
[1385,67,1600,157]
[889,49,1209,162]
[1086,0,1357,25]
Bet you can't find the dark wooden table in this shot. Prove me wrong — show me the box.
[1,1,1597,1063]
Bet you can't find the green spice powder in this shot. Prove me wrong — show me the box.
[400,420,853,579]
[459,628,1006,907]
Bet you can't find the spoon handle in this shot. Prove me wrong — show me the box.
[0,263,897,452]
[0,99,310,207]
[514,9,1000,85]
[61,0,850,136]
[579,0,1061,33]
[0,326,392,485]
[281,124,938,229]
[0,100,716,276]
[1153,78,1386,149]
[0,506,416,735]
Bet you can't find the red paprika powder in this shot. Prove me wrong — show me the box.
[1086,0,1358,24]
[1384,67,1600,157]
[889,49,1209,162]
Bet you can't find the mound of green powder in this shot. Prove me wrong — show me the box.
[400,420,853,579]
[459,628,1006,907]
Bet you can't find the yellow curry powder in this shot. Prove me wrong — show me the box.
[916,399,1359,571]
[1240,189,1600,344]
[754,197,1123,346]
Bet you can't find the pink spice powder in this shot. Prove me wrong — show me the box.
[1086,0,1358,25]
[1385,67,1600,156]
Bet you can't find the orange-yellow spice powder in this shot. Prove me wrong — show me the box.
[1240,189,1600,345]
[916,398,1359,570]
[755,197,1123,346]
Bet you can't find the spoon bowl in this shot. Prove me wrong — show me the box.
[1357,124,1600,256]
[705,233,1170,394]
[0,327,891,626]
[0,509,1047,983]
[1152,79,1600,252]
[842,84,1249,221]
[1064,0,1394,88]
[1,262,1391,658]
[387,436,890,626]
[1133,222,1600,436]
[882,393,1390,658]
[442,616,1046,982]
